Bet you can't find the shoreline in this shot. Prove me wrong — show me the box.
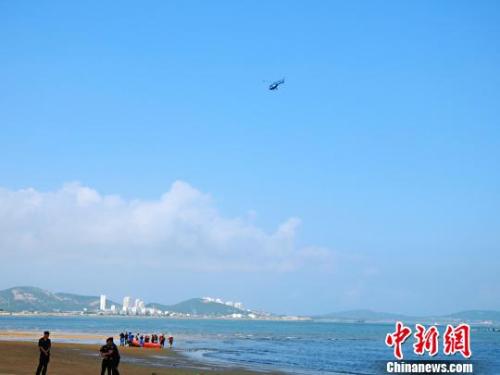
[0,338,282,374]
[0,311,310,322]
[0,329,286,374]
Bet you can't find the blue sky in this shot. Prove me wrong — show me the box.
[1,1,499,315]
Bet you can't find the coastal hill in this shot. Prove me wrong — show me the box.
[0,286,121,312]
[0,286,259,317]
[146,298,246,316]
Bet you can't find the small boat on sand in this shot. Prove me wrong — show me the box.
[128,340,162,349]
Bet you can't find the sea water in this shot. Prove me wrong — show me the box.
[1,315,499,374]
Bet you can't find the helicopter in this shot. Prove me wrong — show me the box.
[268,78,285,91]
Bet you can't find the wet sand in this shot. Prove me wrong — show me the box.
[0,330,107,342]
[0,340,279,375]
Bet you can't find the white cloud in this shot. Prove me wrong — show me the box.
[0,181,333,273]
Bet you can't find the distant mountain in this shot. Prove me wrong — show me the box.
[315,309,415,322]
[146,298,246,316]
[441,310,500,322]
[0,286,119,312]
[315,309,500,324]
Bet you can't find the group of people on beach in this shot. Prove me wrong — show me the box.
[35,330,173,375]
[119,331,174,348]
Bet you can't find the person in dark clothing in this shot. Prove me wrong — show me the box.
[100,337,120,375]
[168,335,174,348]
[36,331,51,375]
[159,334,165,348]
[99,341,112,375]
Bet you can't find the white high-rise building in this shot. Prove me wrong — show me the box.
[100,295,106,311]
[138,300,146,315]
[122,296,131,312]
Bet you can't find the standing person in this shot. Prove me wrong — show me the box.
[100,337,121,375]
[168,334,174,348]
[159,334,165,348]
[119,332,125,347]
[108,337,120,375]
[36,331,51,375]
[100,339,112,375]
[124,332,129,346]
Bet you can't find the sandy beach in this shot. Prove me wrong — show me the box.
[0,332,280,375]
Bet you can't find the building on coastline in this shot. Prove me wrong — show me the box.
[100,295,106,311]
[137,300,146,314]
[122,296,131,313]
[125,298,146,315]
[91,294,267,319]
[225,301,244,309]
[204,297,244,310]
